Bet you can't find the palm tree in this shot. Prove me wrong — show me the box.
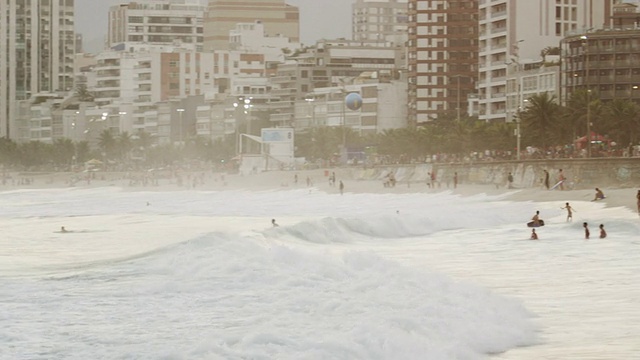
[563,89,604,143]
[97,130,116,159]
[519,92,561,149]
[73,84,94,102]
[117,131,133,160]
[602,98,640,146]
[0,137,18,166]
[75,141,91,164]
[51,138,75,168]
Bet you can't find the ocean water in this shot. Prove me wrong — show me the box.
[1,186,639,359]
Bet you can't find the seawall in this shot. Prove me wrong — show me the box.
[345,158,640,190]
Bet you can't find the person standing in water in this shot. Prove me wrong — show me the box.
[530,229,538,240]
[599,224,607,239]
[583,222,590,239]
[560,202,575,222]
[271,219,279,227]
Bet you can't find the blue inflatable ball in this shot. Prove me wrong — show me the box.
[345,92,363,111]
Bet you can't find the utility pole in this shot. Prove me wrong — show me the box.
[581,35,591,158]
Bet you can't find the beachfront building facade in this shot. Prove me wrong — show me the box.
[561,28,640,105]
[477,0,611,123]
[203,0,300,52]
[352,0,409,45]
[505,60,560,123]
[0,0,76,140]
[107,0,205,51]
[407,0,478,126]
[293,79,408,136]
[268,39,406,128]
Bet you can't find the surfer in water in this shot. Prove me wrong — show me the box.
[531,211,541,227]
[272,219,279,227]
[60,226,69,233]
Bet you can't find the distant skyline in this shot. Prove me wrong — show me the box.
[75,0,355,53]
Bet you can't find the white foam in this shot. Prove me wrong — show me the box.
[1,187,639,359]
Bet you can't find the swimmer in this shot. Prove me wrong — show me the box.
[599,224,607,239]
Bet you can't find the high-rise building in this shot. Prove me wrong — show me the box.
[561,29,640,105]
[477,0,611,122]
[203,0,300,52]
[0,0,76,139]
[108,0,205,51]
[408,0,478,126]
[352,0,409,45]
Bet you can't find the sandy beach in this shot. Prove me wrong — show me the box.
[3,168,639,215]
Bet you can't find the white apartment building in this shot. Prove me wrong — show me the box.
[352,0,409,45]
[108,0,205,51]
[294,79,408,136]
[88,44,240,133]
[0,0,75,140]
[478,0,610,122]
[229,20,300,57]
[505,60,560,122]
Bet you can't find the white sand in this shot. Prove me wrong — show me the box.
[3,169,639,214]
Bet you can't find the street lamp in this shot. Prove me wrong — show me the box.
[176,108,185,145]
[305,95,315,128]
[243,97,252,135]
[581,35,591,158]
[451,75,464,122]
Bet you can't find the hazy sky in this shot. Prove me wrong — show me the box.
[75,0,355,53]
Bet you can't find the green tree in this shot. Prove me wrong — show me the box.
[97,130,116,159]
[520,92,561,149]
[602,98,640,146]
[117,131,134,160]
[75,141,91,164]
[73,84,94,102]
[51,138,75,168]
[18,141,52,168]
[0,137,18,166]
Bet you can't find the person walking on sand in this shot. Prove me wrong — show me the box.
[339,180,344,195]
[636,190,640,214]
[583,222,590,239]
[530,229,538,240]
[453,172,458,189]
[599,224,607,239]
[544,170,550,190]
[507,172,514,189]
[592,188,605,201]
[560,202,575,222]
[558,169,566,190]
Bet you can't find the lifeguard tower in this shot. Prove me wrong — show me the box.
[237,128,294,174]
